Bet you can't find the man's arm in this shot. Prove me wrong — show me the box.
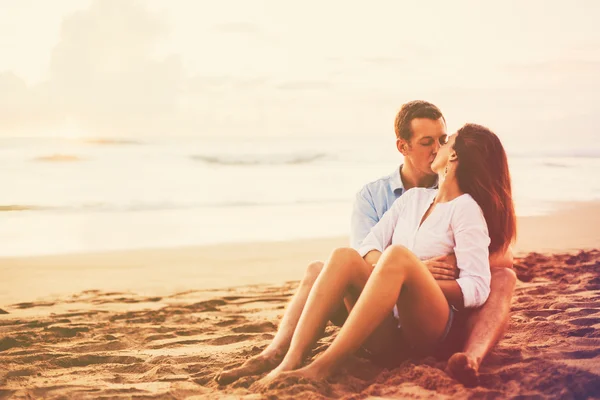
[350,189,379,250]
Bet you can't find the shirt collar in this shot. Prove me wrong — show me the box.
[390,165,404,195]
[391,164,439,194]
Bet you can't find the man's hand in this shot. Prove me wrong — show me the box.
[424,254,458,280]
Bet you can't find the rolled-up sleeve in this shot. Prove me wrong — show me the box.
[452,197,491,308]
[350,188,379,249]
[357,196,403,258]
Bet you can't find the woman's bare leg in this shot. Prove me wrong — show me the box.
[258,247,373,380]
[287,245,451,380]
[215,260,325,384]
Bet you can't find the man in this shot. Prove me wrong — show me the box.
[216,100,516,387]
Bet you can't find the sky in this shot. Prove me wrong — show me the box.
[0,0,599,149]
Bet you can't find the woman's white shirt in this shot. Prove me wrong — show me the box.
[357,188,491,308]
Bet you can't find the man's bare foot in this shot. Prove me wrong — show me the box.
[446,352,480,387]
[215,349,285,385]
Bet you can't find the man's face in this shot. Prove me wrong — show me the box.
[398,117,447,176]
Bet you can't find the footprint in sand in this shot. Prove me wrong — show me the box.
[585,277,600,290]
[519,309,562,318]
[69,340,129,353]
[232,321,277,333]
[216,316,248,327]
[45,326,90,338]
[149,339,204,349]
[206,334,252,346]
[568,317,600,327]
[0,337,22,352]
[567,327,596,337]
[12,301,55,309]
[231,296,291,306]
[565,337,600,347]
[561,349,600,359]
[566,308,600,317]
[52,355,144,368]
[144,333,178,342]
[186,299,227,312]
[5,369,36,378]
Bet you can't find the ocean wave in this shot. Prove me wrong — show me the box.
[0,199,348,213]
[33,154,83,162]
[510,149,600,159]
[0,205,43,212]
[84,138,142,145]
[542,162,570,168]
[190,152,328,166]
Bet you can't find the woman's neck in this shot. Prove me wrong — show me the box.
[400,163,438,191]
[435,175,463,203]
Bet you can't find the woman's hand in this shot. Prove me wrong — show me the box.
[424,254,458,280]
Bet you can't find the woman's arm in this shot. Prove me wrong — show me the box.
[437,280,464,308]
[452,196,492,308]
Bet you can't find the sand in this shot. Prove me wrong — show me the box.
[1,202,599,399]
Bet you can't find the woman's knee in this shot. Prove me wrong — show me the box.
[381,245,412,264]
[302,260,324,286]
[329,247,362,265]
[377,245,412,277]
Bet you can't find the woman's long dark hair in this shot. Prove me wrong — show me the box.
[453,123,516,254]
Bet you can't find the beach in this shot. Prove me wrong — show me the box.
[1,202,600,399]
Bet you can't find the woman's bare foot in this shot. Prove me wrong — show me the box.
[253,365,325,392]
[281,365,324,382]
[215,349,285,385]
[446,352,480,387]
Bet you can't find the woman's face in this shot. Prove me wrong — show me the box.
[431,133,457,174]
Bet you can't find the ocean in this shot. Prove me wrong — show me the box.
[1,136,599,256]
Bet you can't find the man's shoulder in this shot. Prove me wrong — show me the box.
[358,170,397,195]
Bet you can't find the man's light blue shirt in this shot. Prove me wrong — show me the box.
[350,165,437,249]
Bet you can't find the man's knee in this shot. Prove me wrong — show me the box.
[302,260,324,286]
[490,267,517,294]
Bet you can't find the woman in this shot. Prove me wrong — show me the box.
[257,123,517,384]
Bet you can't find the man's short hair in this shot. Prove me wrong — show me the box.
[394,100,445,141]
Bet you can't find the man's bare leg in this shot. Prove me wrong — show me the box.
[446,267,517,386]
[215,261,325,385]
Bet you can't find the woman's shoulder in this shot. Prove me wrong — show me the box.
[451,193,486,220]
[454,193,477,206]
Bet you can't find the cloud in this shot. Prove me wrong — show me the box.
[504,59,600,83]
[0,0,187,137]
[361,57,406,66]
[213,22,261,35]
[275,80,334,91]
[0,72,62,134]
[47,0,185,136]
